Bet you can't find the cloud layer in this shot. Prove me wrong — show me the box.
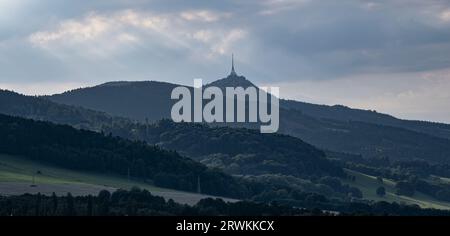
[1,0,450,122]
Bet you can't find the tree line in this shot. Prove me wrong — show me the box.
[1,188,449,216]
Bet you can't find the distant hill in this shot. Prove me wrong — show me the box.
[0,89,126,131]
[277,109,450,163]
[281,100,450,140]
[46,72,450,163]
[46,81,179,122]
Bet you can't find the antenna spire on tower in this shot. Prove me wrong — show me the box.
[230,53,237,76]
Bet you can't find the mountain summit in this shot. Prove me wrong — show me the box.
[207,54,256,89]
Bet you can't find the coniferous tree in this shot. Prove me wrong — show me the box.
[35,193,42,216]
[87,195,93,216]
[97,190,111,216]
[376,186,386,197]
[51,192,58,214]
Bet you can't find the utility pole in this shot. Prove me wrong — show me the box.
[145,118,149,139]
[197,175,201,194]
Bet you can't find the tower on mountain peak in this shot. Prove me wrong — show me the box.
[204,53,257,88]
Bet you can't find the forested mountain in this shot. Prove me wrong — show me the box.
[281,100,450,140]
[0,114,247,198]
[278,109,450,163]
[46,75,450,163]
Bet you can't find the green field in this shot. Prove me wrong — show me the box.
[0,154,237,205]
[343,169,450,210]
[2,153,449,210]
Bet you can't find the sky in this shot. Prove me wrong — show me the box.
[1,0,450,123]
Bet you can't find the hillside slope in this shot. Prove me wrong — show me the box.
[0,154,236,205]
[0,114,247,198]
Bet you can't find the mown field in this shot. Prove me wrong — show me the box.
[343,169,450,210]
[0,154,237,205]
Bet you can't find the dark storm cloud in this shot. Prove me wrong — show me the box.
[245,0,450,79]
[2,0,450,84]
